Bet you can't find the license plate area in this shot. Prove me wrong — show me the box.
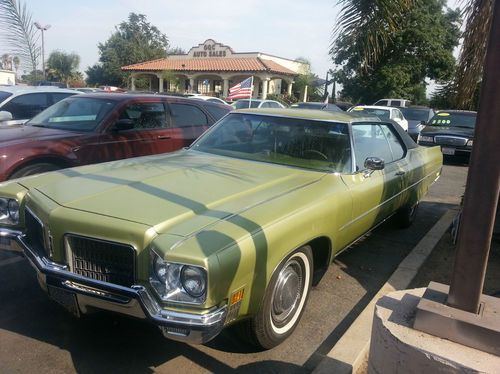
[442,147,455,155]
[47,285,80,317]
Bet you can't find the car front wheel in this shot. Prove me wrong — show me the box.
[248,245,313,349]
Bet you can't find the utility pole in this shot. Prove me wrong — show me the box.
[34,22,51,81]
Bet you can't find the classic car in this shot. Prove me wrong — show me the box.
[417,110,477,159]
[0,93,231,181]
[0,108,442,349]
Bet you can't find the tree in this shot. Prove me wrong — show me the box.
[0,0,40,75]
[46,50,80,87]
[167,46,186,55]
[86,13,169,87]
[331,0,460,104]
[292,57,323,101]
[451,0,493,109]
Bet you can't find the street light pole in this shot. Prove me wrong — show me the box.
[34,22,51,81]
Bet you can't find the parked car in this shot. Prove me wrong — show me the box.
[188,95,229,105]
[0,86,78,126]
[73,87,105,93]
[231,99,285,109]
[348,105,409,131]
[373,98,411,107]
[290,102,343,112]
[400,106,435,141]
[417,110,477,159]
[0,93,231,181]
[0,108,442,348]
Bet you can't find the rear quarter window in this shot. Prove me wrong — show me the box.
[203,105,230,122]
[170,103,208,127]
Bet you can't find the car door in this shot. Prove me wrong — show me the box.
[0,93,50,125]
[340,122,408,241]
[97,99,177,161]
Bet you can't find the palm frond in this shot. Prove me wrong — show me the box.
[332,0,416,69]
[453,0,493,109]
[0,0,40,72]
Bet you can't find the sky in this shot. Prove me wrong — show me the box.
[3,0,462,83]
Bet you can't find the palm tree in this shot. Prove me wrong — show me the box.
[332,0,416,70]
[46,51,80,87]
[453,0,493,109]
[0,0,40,75]
[332,0,492,109]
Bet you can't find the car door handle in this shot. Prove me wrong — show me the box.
[157,135,171,140]
[395,171,406,176]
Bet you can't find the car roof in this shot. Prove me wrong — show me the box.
[0,86,77,95]
[376,98,409,101]
[233,108,379,123]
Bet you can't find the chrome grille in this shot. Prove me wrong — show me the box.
[24,208,47,257]
[434,136,467,146]
[67,235,135,287]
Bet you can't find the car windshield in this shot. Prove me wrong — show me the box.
[400,108,431,121]
[0,91,13,103]
[191,113,351,173]
[429,112,476,129]
[234,100,260,109]
[27,97,117,131]
[352,107,390,120]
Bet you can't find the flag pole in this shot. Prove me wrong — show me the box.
[248,76,254,108]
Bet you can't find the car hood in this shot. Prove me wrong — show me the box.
[0,124,81,146]
[421,125,474,138]
[22,150,325,236]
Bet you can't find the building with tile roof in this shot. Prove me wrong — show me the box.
[121,39,308,99]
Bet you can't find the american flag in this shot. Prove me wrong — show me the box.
[228,77,253,100]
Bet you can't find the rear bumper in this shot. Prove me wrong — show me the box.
[0,229,227,344]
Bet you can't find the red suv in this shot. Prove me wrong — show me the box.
[0,93,231,181]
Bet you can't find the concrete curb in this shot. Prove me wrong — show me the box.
[313,208,458,374]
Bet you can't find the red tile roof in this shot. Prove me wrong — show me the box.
[122,57,297,76]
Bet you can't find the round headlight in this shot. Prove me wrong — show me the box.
[180,266,206,298]
[0,198,8,220]
[8,200,19,222]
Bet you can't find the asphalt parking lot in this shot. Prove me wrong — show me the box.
[0,163,468,374]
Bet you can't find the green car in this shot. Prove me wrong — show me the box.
[0,109,442,349]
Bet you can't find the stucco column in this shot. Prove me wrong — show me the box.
[159,77,164,93]
[287,81,293,96]
[131,75,136,91]
[148,76,152,91]
[189,78,195,93]
[223,78,229,98]
[262,78,269,100]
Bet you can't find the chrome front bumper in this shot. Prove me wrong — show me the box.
[0,229,227,344]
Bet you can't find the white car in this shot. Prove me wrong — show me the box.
[0,86,78,125]
[232,99,285,109]
[348,105,409,132]
[187,95,229,105]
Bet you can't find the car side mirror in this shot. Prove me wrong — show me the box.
[364,157,385,177]
[420,120,427,126]
[113,118,134,131]
[0,111,13,122]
